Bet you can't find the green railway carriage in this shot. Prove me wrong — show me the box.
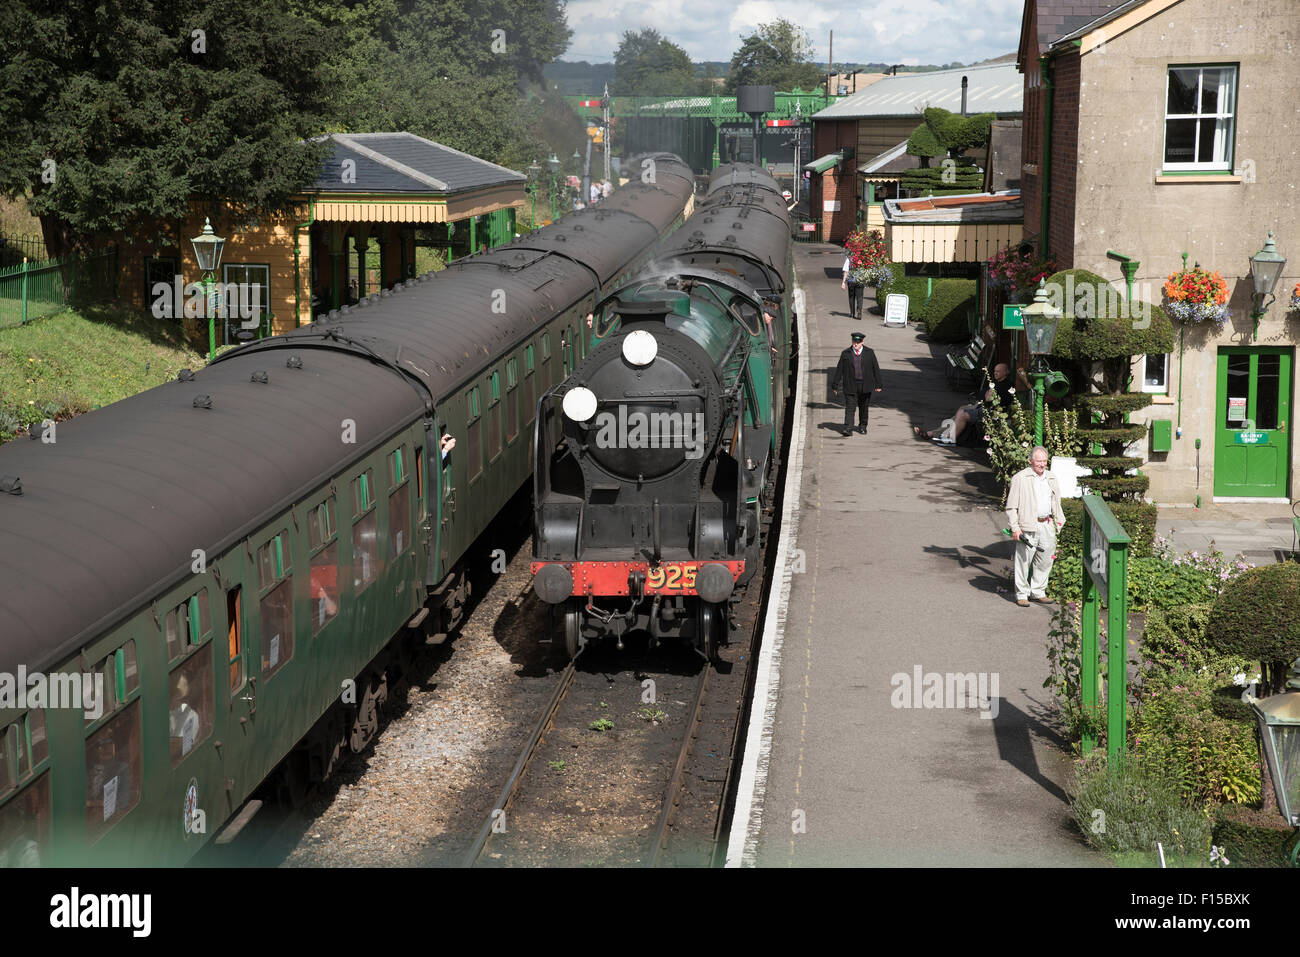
[0,154,696,866]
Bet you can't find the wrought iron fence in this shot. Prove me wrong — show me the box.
[0,234,50,269]
[0,248,119,329]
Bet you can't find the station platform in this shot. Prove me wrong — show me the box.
[728,244,1099,866]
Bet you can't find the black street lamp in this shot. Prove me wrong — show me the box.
[190,217,226,360]
[1251,660,1300,865]
[1021,278,1064,448]
[1250,230,1287,340]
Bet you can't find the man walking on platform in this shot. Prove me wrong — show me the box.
[840,249,864,319]
[829,331,882,436]
[1005,446,1065,606]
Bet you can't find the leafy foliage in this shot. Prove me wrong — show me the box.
[1057,499,1158,558]
[1049,538,1256,612]
[725,19,823,93]
[986,244,1057,299]
[612,28,696,96]
[921,279,977,341]
[1207,563,1300,695]
[874,275,931,318]
[983,400,1083,501]
[1070,751,1213,863]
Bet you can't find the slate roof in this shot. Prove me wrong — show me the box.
[811,61,1023,120]
[1027,1,1128,58]
[310,132,526,194]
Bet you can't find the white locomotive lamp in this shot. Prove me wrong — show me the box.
[622,328,658,366]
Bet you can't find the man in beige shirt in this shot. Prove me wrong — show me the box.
[1005,446,1065,606]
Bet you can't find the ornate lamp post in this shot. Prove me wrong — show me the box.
[190,217,225,361]
[1250,660,1300,865]
[1249,231,1287,341]
[546,153,560,221]
[1021,278,1063,449]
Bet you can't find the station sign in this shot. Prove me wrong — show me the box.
[1235,431,1268,444]
[766,119,796,127]
[1002,304,1024,329]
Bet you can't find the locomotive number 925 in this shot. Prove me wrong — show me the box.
[647,563,697,592]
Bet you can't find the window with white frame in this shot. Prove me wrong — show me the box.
[221,263,270,343]
[1141,354,1169,393]
[1163,65,1236,171]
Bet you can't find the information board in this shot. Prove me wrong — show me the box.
[883,293,909,327]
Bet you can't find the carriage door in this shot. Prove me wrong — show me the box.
[1214,346,1291,498]
[434,421,463,580]
[562,324,576,377]
[216,557,259,824]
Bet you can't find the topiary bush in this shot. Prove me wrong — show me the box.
[921,278,977,342]
[1046,268,1175,502]
[1207,563,1300,695]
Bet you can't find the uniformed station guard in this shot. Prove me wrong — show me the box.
[829,331,883,436]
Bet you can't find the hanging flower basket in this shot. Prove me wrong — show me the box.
[986,244,1056,299]
[1288,282,1300,314]
[844,228,894,286]
[1162,264,1229,325]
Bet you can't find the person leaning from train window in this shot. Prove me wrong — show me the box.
[840,245,864,320]
[1005,446,1065,607]
[829,331,882,436]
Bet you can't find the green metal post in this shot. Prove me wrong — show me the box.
[469,216,477,255]
[1107,541,1129,764]
[1081,507,1099,756]
[1032,371,1046,448]
[205,272,216,360]
[20,257,28,324]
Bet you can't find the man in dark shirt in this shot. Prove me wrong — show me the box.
[829,331,883,436]
[914,362,1019,444]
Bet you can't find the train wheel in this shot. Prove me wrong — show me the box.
[697,602,720,662]
[563,602,584,660]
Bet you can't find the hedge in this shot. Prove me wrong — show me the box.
[1206,563,1300,693]
[1080,474,1150,499]
[1058,498,1157,558]
[874,275,931,318]
[1077,394,1156,416]
[1077,425,1147,445]
[921,278,977,342]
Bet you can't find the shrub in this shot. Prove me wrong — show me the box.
[1131,668,1262,806]
[1057,499,1157,559]
[921,278,977,342]
[1070,751,1213,863]
[1140,604,1216,674]
[1050,553,1251,612]
[1207,563,1300,695]
[1212,808,1297,867]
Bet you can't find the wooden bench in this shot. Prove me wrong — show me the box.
[946,335,989,390]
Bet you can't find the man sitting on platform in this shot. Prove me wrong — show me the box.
[913,362,1020,445]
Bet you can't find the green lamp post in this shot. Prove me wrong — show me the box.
[1251,659,1300,865]
[546,153,560,221]
[191,217,225,361]
[1021,278,1063,448]
[1249,230,1287,341]
[526,159,541,231]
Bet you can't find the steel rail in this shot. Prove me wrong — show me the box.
[462,654,580,867]
[645,660,712,867]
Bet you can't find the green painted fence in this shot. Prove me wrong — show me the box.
[0,248,118,329]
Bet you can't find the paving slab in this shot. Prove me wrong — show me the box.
[735,244,1097,867]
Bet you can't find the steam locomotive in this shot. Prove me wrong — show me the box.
[531,163,794,658]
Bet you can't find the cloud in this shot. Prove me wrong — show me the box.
[563,0,1021,65]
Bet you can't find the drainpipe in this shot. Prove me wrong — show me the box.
[294,197,315,327]
[1105,249,1140,304]
[1039,53,1054,259]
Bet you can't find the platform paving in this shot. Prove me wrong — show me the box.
[735,244,1099,866]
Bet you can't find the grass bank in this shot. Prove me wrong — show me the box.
[0,305,204,444]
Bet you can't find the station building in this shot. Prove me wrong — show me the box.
[115,132,527,341]
[1017,0,1299,504]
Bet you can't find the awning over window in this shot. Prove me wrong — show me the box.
[804,152,847,174]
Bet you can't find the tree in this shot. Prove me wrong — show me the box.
[0,0,337,255]
[1048,268,1175,500]
[725,19,823,93]
[611,29,696,96]
[1207,563,1300,697]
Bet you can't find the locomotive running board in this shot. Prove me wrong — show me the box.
[214,799,264,845]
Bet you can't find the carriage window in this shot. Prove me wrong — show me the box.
[506,360,519,440]
[467,387,483,481]
[351,469,381,592]
[488,373,502,459]
[3,710,49,797]
[165,588,212,661]
[168,642,213,766]
[257,531,294,677]
[415,446,426,521]
[0,772,50,867]
[86,639,138,725]
[85,700,141,842]
[388,447,410,558]
[227,586,243,692]
[308,497,339,635]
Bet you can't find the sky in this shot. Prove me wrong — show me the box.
[561,0,1026,66]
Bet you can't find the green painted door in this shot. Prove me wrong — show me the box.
[1214,346,1291,497]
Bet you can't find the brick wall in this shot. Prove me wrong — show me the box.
[1047,49,1081,268]
[812,119,860,243]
